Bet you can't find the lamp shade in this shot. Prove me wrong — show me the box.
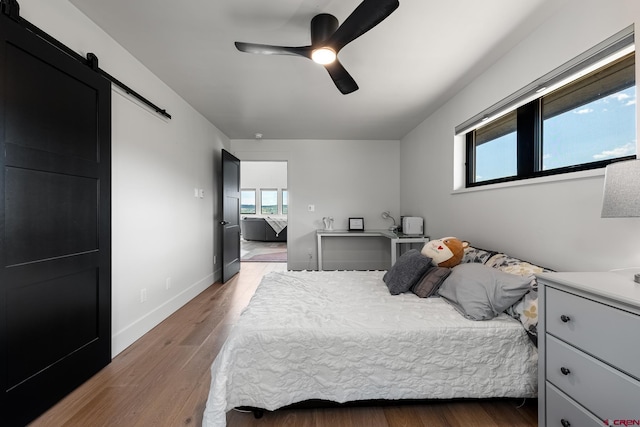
[601,159,640,218]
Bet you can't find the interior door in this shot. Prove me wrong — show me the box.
[220,149,241,282]
[0,13,111,426]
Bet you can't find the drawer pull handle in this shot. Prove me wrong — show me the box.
[561,419,571,427]
[560,367,571,375]
[560,315,571,323]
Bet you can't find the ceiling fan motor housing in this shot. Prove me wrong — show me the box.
[311,13,339,46]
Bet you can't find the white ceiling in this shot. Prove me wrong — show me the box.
[68,0,562,140]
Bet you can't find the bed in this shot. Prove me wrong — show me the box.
[202,261,539,427]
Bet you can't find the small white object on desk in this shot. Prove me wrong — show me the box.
[322,216,334,230]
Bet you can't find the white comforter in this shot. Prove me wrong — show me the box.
[202,270,537,427]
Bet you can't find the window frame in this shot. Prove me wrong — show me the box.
[465,51,636,188]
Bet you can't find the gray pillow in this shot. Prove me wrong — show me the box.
[437,263,532,320]
[412,267,451,298]
[383,249,433,295]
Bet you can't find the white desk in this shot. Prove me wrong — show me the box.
[316,229,429,271]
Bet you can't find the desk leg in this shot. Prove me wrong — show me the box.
[317,234,323,271]
[390,240,397,267]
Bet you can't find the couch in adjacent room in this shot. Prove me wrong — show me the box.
[241,217,287,242]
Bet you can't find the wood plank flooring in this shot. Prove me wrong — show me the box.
[29,262,537,427]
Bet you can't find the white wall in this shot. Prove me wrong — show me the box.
[231,139,400,270]
[400,0,640,272]
[20,0,230,356]
[241,161,287,190]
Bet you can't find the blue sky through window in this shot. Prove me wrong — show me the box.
[543,86,636,170]
[476,132,517,182]
[475,86,636,182]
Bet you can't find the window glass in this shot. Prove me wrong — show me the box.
[241,190,256,214]
[282,190,288,214]
[261,189,278,215]
[471,111,517,183]
[542,54,636,170]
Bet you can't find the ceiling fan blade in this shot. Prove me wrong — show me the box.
[324,59,359,94]
[328,0,399,52]
[235,42,312,59]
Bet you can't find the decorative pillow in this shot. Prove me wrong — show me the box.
[460,246,499,265]
[485,253,554,343]
[383,249,433,295]
[506,288,539,345]
[412,267,451,298]
[437,263,532,320]
[485,253,549,276]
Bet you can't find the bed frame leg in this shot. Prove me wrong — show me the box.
[252,409,264,419]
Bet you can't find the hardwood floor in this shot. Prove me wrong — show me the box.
[29,262,537,427]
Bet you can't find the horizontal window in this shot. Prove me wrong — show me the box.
[465,43,636,187]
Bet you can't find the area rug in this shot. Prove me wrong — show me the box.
[241,239,287,262]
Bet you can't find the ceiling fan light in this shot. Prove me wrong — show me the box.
[311,47,336,64]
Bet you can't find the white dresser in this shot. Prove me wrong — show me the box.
[537,272,640,427]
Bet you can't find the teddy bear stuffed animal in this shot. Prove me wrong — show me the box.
[421,237,469,268]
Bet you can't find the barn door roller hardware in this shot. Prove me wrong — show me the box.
[0,0,172,120]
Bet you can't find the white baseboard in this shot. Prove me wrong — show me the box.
[111,273,215,357]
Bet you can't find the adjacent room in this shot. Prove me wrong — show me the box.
[239,161,288,263]
[1,0,639,426]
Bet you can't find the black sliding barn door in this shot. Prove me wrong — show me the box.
[0,13,111,426]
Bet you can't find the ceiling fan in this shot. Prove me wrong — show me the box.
[234,0,400,95]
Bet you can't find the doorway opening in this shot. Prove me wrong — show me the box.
[239,161,288,263]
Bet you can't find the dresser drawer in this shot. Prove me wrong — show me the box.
[546,335,640,420]
[546,382,602,427]
[546,286,640,380]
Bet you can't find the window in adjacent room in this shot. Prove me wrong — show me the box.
[260,189,278,214]
[241,189,256,214]
[282,189,288,214]
[461,28,636,188]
